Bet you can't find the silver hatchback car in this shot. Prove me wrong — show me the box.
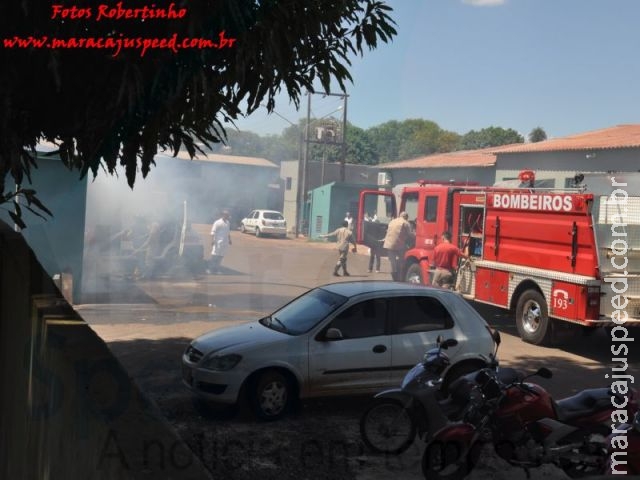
[240,209,287,238]
[182,281,495,420]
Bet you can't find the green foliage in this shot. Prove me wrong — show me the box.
[458,126,524,150]
[368,119,460,163]
[345,124,378,164]
[211,118,532,167]
[528,127,548,143]
[0,0,397,225]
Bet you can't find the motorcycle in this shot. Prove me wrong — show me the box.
[422,366,638,479]
[359,330,520,454]
[605,410,640,475]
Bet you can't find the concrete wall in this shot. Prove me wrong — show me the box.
[377,166,496,187]
[0,220,211,479]
[495,148,640,187]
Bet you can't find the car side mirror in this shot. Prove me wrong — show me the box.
[325,328,344,341]
[436,335,444,345]
[492,330,501,346]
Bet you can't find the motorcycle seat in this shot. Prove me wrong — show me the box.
[554,387,617,423]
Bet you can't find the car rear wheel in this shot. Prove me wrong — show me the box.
[251,370,291,420]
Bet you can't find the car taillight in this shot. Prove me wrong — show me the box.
[587,286,600,307]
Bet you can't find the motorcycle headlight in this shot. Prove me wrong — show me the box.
[200,353,242,371]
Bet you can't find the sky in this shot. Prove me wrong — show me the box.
[234,0,640,140]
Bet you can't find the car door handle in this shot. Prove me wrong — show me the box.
[372,344,387,353]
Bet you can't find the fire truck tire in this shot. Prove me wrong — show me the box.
[515,289,553,345]
[405,263,424,284]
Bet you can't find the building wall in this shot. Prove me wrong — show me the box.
[308,183,377,239]
[0,157,88,303]
[280,160,299,233]
[308,184,333,238]
[495,149,640,188]
[377,166,496,187]
[280,160,374,234]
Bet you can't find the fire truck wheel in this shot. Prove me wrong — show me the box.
[405,263,424,284]
[515,289,552,345]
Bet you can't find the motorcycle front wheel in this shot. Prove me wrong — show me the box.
[422,439,471,480]
[360,398,416,454]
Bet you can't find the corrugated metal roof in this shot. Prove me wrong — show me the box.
[494,124,640,154]
[169,150,278,168]
[33,141,278,168]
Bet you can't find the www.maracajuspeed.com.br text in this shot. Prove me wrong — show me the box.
[2,31,236,57]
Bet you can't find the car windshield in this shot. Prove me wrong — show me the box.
[261,287,347,335]
[263,212,284,220]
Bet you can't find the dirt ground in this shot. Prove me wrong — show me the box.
[95,323,571,480]
[86,331,578,480]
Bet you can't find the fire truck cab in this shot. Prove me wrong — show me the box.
[357,171,640,345]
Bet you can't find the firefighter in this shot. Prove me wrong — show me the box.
[432,231,468,288]
[383,211,412,281]
[319,220,358,277]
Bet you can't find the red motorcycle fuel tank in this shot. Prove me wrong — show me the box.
[431,422,476,443]
[493,383,556,428]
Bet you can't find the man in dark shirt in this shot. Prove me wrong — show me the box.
[432,231,467,288]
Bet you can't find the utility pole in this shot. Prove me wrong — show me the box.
[298,93,312,236]
[297,92,348,236]
[340,95,348,182]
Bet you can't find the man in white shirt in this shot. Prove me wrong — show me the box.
[208,210,232,274]
[344,211,354,231]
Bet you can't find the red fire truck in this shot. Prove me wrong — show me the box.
[357,171,640,345]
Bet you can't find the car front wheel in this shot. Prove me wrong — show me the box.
[255,227,262,238]
[240,223,246,233]
[251,370,291,420]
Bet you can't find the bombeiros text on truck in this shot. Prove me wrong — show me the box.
[357,170,640,345]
